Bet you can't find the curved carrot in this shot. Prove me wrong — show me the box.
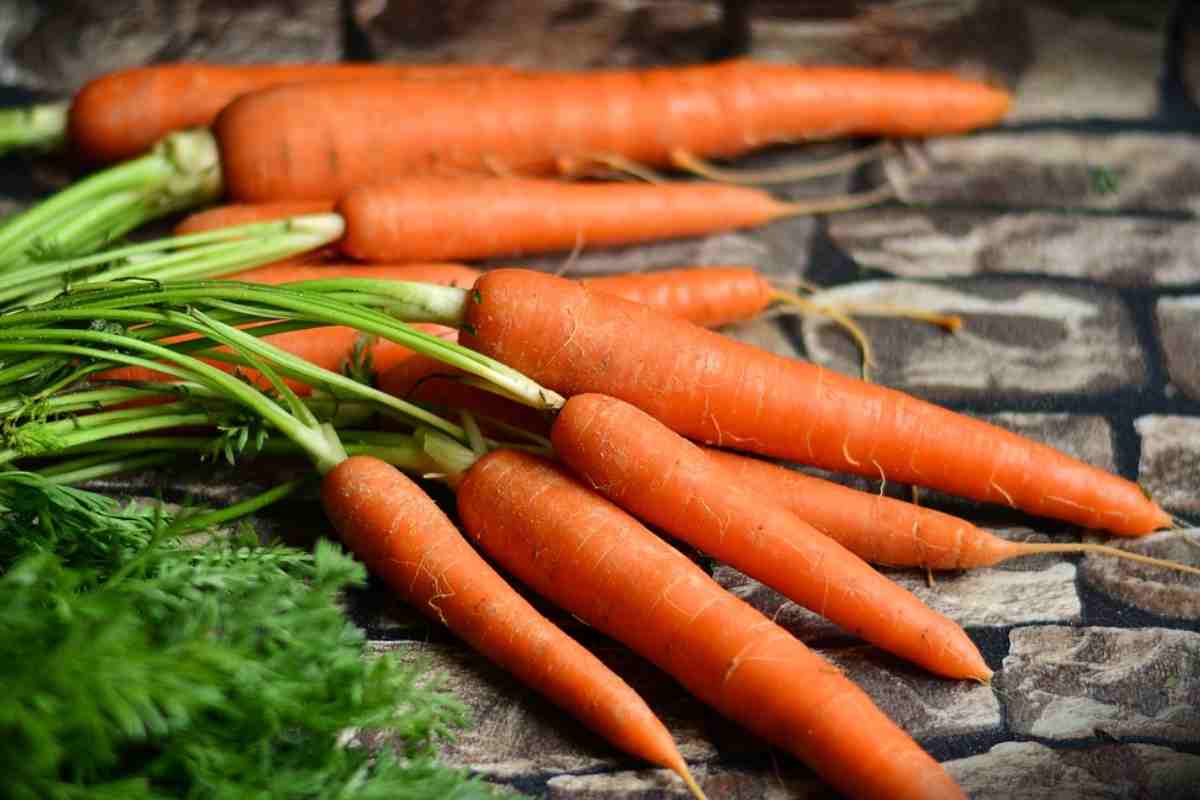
[457,450,966,800]
[552,393,989,680]
[708,448,1200,574]
[321,455,702,795]
[338,177,819,262]
[214,60,1011,201]
[69,62,519,163]
[457,270,1170,536]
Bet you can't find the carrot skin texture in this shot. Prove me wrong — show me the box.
[457,450,967,800]
[173,201,336,235]
[552,393,989,680]
[215,60,1012,202]
[706,447,1022,569]
[69,62,517,163]
[338,178,791,262]
[321,456,691,776]
[587,266,772,328]
[458,270,1170,536]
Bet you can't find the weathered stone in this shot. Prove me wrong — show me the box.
[946,741,1200,800]
[546,764,833,800]
[799,280,1146,401]
[879,132,1200,213]
[828,207,1200,286]
[749,0,1028,85]
[1,0,342,94]
[1001,626,1200,742]
[1081,529,1200,621]
[364,641,718,776]
[1136,416,1200,516]
[717,562,1080,642]
[352,0,723,69]
[1158,297,1200,401]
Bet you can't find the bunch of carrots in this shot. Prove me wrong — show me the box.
[1,57,1192,800]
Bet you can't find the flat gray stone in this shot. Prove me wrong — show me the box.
[2,0,342,94]
[1136,416,1200,517]
[717,562,1080,642]
[352,0,723,69]
[1010,5,1165,121]
[946,741,1200,800]
[1080,529,1200,620]
[799,279,1146,401]
[1158,297,1200,401]
[546,764,833,800]
[829,208,1200,286]
[880,132,1200,213]
[364,641,718,777]
[1001,625,1200,742]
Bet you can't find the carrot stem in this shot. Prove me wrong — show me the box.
[0,101,68,155]
[35,451,182,484]
[0,128,221,264]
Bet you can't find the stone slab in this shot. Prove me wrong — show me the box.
[1080,529,1200,621]
[828,207,1200,287]
[879,132,1200,213]
[1157,297,1200,402]
[545,764,833,800]
[946,741,1200,800]
[799,279,1146,401]
[1136,416,1200,517]
[0,0,342,94]
[1001,625,1200,742]
[717,562,1080,643]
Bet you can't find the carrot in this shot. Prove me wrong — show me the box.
[707,448,1200,574]
[173,201,336,236]
[336,176,884,263]
[213,60,1011,202]
[551,393,989,680]
[455,269,1170,536]
[69,62,519,163]
[321,456,702,797]
[456,449,967,800]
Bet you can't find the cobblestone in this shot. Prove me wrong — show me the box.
[1136,416,1200,517]
[1158,297,1200,402]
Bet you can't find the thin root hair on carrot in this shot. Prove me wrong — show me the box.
[1013,541,1200,576]
[669,141,891,186]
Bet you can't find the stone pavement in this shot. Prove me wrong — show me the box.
[2,1,1199,798]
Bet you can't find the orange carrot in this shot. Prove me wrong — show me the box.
[213,60,1011,201]
[321,455,702,796]
[456,269,1169,536]
[338,177,813,262]
[707,448,1200,574]
[457,449,967,800]
[551,393,989,680]
[173,201,336,235]
[69,62,519,163]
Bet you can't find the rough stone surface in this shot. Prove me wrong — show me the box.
[799,280,1146,401]
[1081,529,1200,621]
[879,133,1200,213]
[1158,297,1200,402]
[364,641,719,775]
[1001,626,1200,742]
[1136,416,1200,517]
[0,0,342,94]
[946,741,1200,800]
[716,562,1080,642]
[353,0,723,69]
[545,764,833,800]
[828,208,1200,286]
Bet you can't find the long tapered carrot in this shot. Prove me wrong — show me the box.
[213,60,1011,202]
[173,201,336,235]
[69,62,519,163]
[707,447,1200,574]
[321,456,703,796]
[455,270,1169,536]
[457,449,966,800]
[336,176,883,262]
[551,393,989,680]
